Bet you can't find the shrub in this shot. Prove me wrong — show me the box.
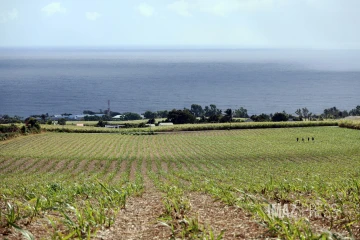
[58,118,67,125]
[339,120,360,130]
[138,122,146,128]
[272,112,289,122]
[167,109,196,124]
[96,120,108,127]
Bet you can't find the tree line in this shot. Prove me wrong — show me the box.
[1,105,359,125]
[146,105,360,124]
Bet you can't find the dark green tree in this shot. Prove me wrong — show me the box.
[190,104,204,117]
[144,111,158,119]
[96,120,108,127]
[157,110,169,118]
[323,107,340,119]
[84,115,101,121]
[234,107,249,118]
[204,104,222,117]
[272,112,289,122]
[83,110,96,114]
[295,109,303,119]
[40,114,47,123]
[349,105,360,116]
[122,112,142,121]
[23,117,41,133]
[250,114,271,122]
[166,109,195,124]
[302,107,311,121]
[147,118,156,124]
[0,115,22,124]
[102,115,112,121]
[220,108,233,122]
[208,114,220,123]
[58,118,67,125]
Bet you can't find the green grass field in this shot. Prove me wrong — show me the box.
[1,127,359,239]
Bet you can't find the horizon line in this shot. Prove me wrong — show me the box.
[0,45,359,51]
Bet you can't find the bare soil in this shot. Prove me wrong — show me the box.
[188,193,268,239]
[96,161,171,240]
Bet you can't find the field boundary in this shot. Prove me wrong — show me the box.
[41,121,339,134]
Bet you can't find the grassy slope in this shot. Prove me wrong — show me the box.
[0,127,357,161]
[1,127,360,239]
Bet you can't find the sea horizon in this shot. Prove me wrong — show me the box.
[1,48,359,117]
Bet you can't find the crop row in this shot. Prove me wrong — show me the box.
[1,127,355,162]
[0,173,144,239]
[40,120,338,133]
[1,126,359,239]
[339,119,360,130]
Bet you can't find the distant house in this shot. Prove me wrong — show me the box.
[112,115,123,120]
[51,115,64,121]
[52,114,98,121]
[105,125,124,128]
[145,124,155,127]
[66,114,105,120]
[159,122,174,126]
[68,115,87,120]
[245,118,253,122]
[344,116,360,120]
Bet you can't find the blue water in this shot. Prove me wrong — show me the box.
[0,48,359,117]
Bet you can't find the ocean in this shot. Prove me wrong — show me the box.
[0,48,359,117]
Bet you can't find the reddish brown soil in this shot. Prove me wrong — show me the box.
[171,162,178,172]
[129,159,138,181]
[72,159,88,174]
[62,159,76,173]
[151,160,158,173]
[112,160,128,183]
[87,160,100,172]
[160,161,168,172]
[0,158,13,170]
[95,162,171,240]
[95,191,170,240]
[0,216,53,239]
[188,193,268,239]
[1,158,28,173]
[47,159,67,173]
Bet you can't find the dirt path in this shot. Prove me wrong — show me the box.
[95,174,269,239]
[188,192,268,239]
[95,160,171,240]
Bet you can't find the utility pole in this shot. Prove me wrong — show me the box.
[107,100,111,117]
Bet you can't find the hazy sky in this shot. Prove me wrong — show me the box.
[1,0,359,49]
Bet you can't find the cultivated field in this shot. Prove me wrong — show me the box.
[41,121,338,133]
[1,127,360,239]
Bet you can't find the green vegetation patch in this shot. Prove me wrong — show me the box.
[1,127,360,239]
[41,120,338,134]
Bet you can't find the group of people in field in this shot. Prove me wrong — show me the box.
[297,137,314,142]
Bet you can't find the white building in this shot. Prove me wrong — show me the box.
[112,115,123,120]
[159,122,174,126]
